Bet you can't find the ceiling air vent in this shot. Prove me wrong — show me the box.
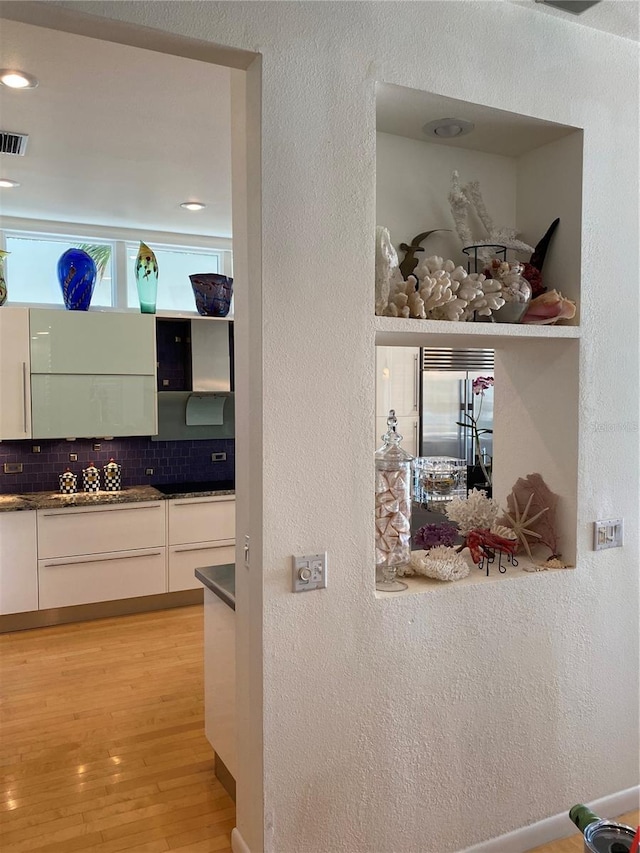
[536,0,601,14]
[0,131,29,155]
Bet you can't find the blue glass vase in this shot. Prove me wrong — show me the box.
[135,242,158,314]
[57,249,97,311]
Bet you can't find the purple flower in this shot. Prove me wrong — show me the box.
[472,375,494,396]
[413,523,458,550]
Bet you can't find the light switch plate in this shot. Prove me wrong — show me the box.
[292,552,327,593]
[593,518,623,551]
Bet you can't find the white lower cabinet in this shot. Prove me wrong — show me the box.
[168,542,235,592]
[204,587,236,778]
[0,512,38,615]
[36,501,166,610]
[37,501,165,559]
[167,496,236,592]
[1,495,236,615]
[38,548,166,610]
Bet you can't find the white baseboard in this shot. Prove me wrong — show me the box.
[231,827,251,853]
[459,786,639,853]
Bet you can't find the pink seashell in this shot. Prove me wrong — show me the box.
[521,289,576,325]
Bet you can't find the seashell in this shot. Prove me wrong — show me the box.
[521,289,577,325]
[491,524,517,540]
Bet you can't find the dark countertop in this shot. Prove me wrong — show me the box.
[0,484,235,511]
[0,494,35,512]
[21,485,164,510]
[195,564,235,610]
[161,488,235,500]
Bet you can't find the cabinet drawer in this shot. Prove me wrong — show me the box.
[168,541,235,592]
[31,374,157,439]
[37,501,165,559]
[168,497,235,545]
[30,310,156,375]
[38,548,166,609]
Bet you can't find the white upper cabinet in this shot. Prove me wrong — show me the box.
[30,310,156,375]
[375,346,420,418]
[31,374,157,439]
[0,307,32,439]
[29,309,157,438]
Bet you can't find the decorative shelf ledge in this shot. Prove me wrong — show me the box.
[375,554,573,599]
[374,315,580,347]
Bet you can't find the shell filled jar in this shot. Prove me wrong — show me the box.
[375,410,413,592]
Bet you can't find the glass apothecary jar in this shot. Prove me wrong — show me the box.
[375,410,413,592]
[413,456,467,512]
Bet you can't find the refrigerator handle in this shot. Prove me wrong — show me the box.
[413,354,419,412]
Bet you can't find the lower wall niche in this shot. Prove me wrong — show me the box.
[0,436,235,494]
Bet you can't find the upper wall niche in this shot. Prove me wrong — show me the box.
[375,82,583,320]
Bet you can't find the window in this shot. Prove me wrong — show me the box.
[125,243,221,312]
[2,230,227,312]
[4,234,115,307]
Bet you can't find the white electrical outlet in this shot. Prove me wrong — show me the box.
[292,552,327,592]
[593,519,623,551]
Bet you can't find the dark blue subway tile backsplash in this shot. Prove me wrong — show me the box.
[0,437,234,494]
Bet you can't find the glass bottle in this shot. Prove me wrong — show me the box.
[0,250,9,306]
[569,804,637,852]
[135,241,158,314]
[375,409,413,592]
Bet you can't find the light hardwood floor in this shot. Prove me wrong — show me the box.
[1,607,637,853]
[0,605,234,853]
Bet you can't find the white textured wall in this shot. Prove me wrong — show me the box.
[29,2,640,850]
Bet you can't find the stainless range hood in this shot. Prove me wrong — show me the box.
[191,319,231,393]
[153,318,234,441]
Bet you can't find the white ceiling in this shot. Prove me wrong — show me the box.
[512,0,639,41]
[0,19,233,238]
[376,84,578,157]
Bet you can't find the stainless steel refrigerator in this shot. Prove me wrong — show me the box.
[420,348,494,467]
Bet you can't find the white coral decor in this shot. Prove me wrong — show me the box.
[445,488,500,536]
[410,547,470,581]
[375,243,505,321]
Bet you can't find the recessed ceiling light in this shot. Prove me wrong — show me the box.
[0,70,39,90]
[0,178,20,188]
[180,201,207,211]
[422,118,475,139]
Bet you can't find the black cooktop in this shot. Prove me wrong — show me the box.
[154,480,235,495]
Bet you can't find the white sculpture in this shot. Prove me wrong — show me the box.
[375,226,399,315]
[448,171,534,261]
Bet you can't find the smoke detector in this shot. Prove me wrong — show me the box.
[0,131,29,155]
[535,1,601,14]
